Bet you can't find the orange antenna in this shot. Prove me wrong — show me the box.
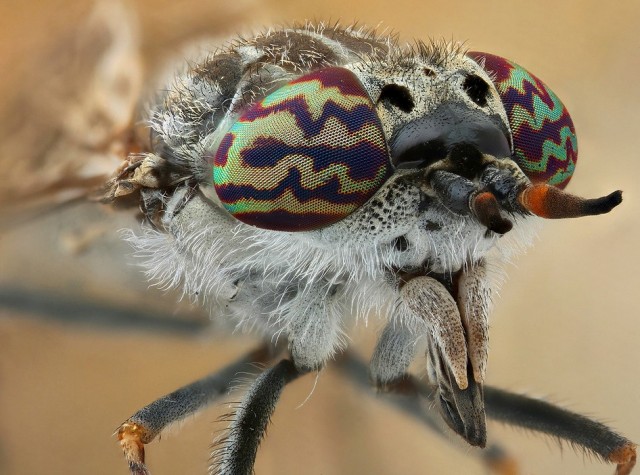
[518,184,622,219]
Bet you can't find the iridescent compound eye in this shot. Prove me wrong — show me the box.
[213,67,392,231]
[467,52,577,189]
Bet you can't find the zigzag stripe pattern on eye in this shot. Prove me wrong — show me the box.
[468,52,577,189]
[213,67,392,231]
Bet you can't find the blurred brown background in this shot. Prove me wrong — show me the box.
[1,1,639,474]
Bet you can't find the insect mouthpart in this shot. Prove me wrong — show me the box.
[427,342,487,447]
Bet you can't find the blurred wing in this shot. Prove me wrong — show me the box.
[0,1,144,225]
[0,0,270,327]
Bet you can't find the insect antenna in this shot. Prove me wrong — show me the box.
[517,183,623,219]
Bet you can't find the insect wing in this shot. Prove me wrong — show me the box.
[0,2,143,226]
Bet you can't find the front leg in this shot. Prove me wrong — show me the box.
[208,278,346,473]
[282,278,347,372]
[484,387,637,475]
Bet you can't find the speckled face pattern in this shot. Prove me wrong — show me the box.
[468,52,577,189]
[213,67,392,231]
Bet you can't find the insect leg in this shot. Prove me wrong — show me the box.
[370,319,417,386]
[285,281,345,372]
[210,359,306,475]
[117,345,276,475]
[338,351,518,475]
[349,349,637,474]
[484,387,637,475]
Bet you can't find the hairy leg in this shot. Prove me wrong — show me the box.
[117,345,276,475]
[210,359,306,475]
[341,351,635,475]
[484,387,636,475]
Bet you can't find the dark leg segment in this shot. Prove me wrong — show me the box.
[118,346,275,475]
[484,387,636,475]
[337,351,636,474]
[210,359,304,475]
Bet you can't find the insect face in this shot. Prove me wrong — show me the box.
[103,24,633,475]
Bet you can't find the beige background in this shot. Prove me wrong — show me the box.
[1,1,639,474]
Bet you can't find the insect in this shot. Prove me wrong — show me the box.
[92,22,637,475]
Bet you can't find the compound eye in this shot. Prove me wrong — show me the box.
[212,67,392,231]
[467,52,577,189]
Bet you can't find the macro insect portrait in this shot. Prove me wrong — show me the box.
[1,2,639,475]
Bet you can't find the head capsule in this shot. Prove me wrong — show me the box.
[213,67,393,231]
[467,52,577,189]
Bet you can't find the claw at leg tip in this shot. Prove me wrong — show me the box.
[118,422,150,475]
[610,441,636,460]
[486,456,519,475]
[611,443,637,475]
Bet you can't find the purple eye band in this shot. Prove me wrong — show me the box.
[242,98,376,135]
[236,138,387,180]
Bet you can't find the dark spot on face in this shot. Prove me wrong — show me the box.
[424,67,436,77]
[448,143,484,177]
[425,221,442,231]
[393,235,409,252]
[378,84,415,113]
[463,74,490,107]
